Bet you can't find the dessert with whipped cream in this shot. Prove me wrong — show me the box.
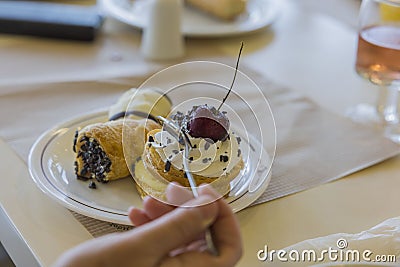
[135,104,244,198]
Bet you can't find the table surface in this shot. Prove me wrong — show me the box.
[0,0,399,266]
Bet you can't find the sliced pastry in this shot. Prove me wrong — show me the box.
[73,118,160,183]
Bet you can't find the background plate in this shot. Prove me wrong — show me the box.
[99,0,281,37]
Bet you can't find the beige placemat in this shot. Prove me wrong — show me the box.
[0,63,399,237]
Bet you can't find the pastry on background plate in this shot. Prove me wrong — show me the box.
[185,0,246,20]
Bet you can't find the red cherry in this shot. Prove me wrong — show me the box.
[187,105,229,142]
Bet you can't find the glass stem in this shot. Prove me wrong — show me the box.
[383,83,399,124]
[377,85,389,122]
[383,82,400,143]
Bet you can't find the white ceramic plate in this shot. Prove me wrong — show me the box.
[28,111,272,225]
[99,0,281,37]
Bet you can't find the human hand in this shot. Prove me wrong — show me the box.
[129,183,242,265]
[54,184,242,267]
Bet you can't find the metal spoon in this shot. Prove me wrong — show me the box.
[156,115,218,255]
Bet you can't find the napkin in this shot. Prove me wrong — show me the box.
[0,61,399,236]
[245,68,400,205]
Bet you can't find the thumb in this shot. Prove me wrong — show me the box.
[137,194,218,257]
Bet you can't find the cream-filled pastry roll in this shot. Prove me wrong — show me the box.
[109,88,172,121]
[73,119,160,183]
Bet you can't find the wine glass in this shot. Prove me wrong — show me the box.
[350,0,400,143]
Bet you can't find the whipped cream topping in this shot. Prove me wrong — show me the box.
[149,130,242,177]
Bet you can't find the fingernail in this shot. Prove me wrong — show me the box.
[143,195,152,202]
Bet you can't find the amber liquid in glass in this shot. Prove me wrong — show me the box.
[356,25,400,84]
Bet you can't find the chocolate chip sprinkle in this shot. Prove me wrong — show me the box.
[164,160,171,172]
[204,142,210,150]
[236,136,241,144]
[148,136,155,143]
[220,155,229,162]
[170,111,185,126]
[80,168,88,176]
[88,181,97,189]
[178,137,185,145]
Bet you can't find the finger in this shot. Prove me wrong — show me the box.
[135,194,218,257]
[128,207,151,226]
[160,251,219,267]
[162,185,242,267]
[166,182,195,206]
[129,196,175,225]
[143,195,175,220]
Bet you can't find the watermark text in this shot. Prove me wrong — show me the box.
[257,238,397,264]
